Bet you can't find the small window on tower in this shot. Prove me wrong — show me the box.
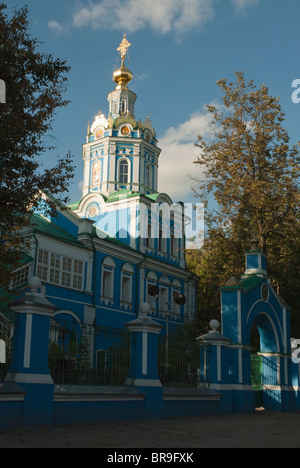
[121,99,127,115]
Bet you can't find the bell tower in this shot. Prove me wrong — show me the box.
[80,35,161,205]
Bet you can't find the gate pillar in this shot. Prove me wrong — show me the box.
[8,277,56,426]
[126,303,163,419]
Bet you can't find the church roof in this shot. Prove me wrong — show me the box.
[220,274,264,293]
[31,214,86,248]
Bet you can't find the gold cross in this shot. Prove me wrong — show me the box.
[117,34,131,60]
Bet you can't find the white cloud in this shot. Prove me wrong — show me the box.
[48,20,64,35]
[229,0,259,12]
[72,0,216,34]
[158,111,212,201]
[71,0,259,35]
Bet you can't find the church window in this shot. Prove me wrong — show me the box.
[101,257,116,300]
[73,260,83,290]
[158,220,167,253]
[121,263,134,305]
[119,159,129,184]
[37,249,84,291]
[102,270,113,299]
[11,265,30,289]
[144,215,154,249]
[170,226,180,257]
[159,286,169,313]
[121,274,132,304]
[121,99,127,115]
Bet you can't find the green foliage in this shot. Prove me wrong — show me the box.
[0,4,75,290]
[190,71,300,335]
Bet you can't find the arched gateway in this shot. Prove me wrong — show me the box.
[216,240,293,412]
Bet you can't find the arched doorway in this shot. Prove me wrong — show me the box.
[250,313,282,410]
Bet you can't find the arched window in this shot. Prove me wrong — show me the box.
[158,218,167,253]
[121,263,134,305]
[101,257,116,300]
[121,99,127,115]
[170,225,180,257]
[119,159,129,184]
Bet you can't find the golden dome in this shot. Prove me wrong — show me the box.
[113,58,133,90]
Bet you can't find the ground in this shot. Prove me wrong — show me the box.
[0,411,299,448]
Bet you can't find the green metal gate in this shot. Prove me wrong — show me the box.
[251,355,263,407]
[251,354,281,408]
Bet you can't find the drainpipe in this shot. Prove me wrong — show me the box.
[33,232,39,276]
[90,234,97,308]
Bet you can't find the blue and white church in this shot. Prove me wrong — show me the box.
[10,36,198,334]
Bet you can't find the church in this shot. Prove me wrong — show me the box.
[9,35,198,334]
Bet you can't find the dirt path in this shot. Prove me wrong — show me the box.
[0,411,299,448]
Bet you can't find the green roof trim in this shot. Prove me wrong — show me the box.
[145,193,160,201]
[220,274,264,293]
[69,191,161,208]
[67,200,81,211]
[240,275,264,292]
[106,190,140,203]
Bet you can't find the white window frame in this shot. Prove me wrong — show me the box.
[101,257,116,302]
[117,157,131,185]
[11,264,32,289]
[120,263,134,306]
[121,98,127,115]
[37,249,84,291]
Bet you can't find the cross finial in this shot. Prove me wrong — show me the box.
[117,34,131,61]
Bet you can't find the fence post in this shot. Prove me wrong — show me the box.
[126,303,163,420]
[7,277,56,426]
[197,320,234,413]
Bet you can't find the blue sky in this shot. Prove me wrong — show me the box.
[5,0,300,204]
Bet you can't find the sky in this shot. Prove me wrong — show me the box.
[4,0,300,204]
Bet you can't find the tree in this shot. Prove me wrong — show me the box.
[189,71,300,334]
[0,4,75,291]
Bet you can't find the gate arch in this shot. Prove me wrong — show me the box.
[247,303,284,354]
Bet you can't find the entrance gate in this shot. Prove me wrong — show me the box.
[251,355,281,408]
[219,241,293,413]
